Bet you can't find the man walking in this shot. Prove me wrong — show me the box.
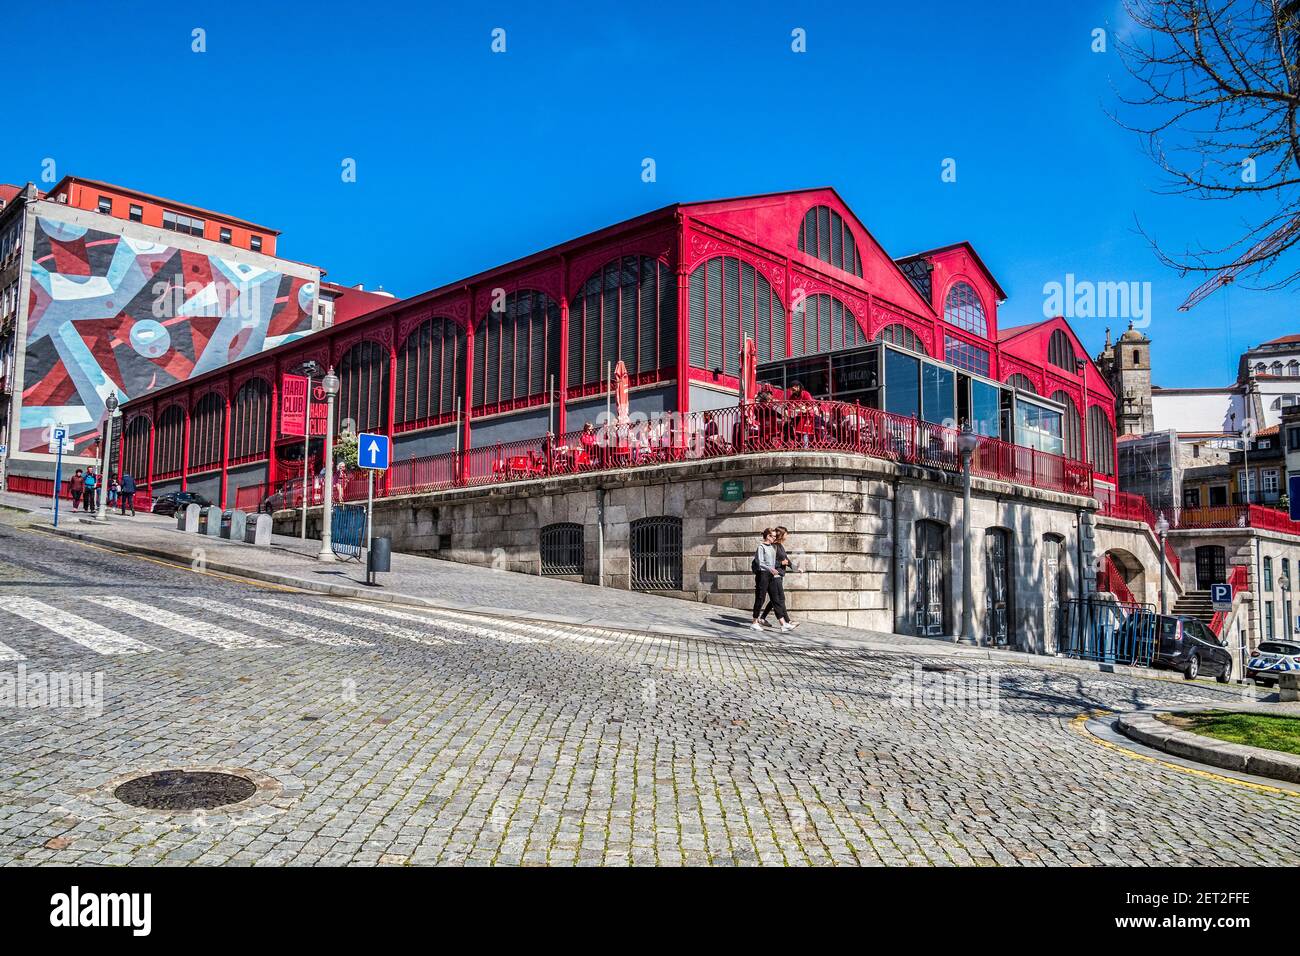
[68,469,84,509]
[119,472,137,516]
[751,528,797,632]
[82,467,97,512]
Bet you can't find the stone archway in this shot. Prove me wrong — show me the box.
[1103,548,1148,605]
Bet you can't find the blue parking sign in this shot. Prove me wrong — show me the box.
[358,433,390,470]
[1210,583,1232,606]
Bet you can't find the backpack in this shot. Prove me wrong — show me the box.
[84,474,96,489]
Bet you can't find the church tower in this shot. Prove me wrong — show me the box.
[1096,322,1154,436]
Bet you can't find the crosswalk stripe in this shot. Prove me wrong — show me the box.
[0,639,24,662]
[83,596,278,649]
[330,601,542,644]
[251,598,460,647]
[430,607,614,645]
[172,597,375,648]
[0,596,157,655]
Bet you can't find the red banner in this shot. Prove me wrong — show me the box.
[281,374,307,437]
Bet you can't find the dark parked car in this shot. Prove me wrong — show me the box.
[1153,614,1234,682]
[151,490,210,517]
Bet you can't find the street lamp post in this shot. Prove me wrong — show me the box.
[1155,511,1170,614]
[957,424,981,644]
[316,367,340,562]
[95,394,120,522]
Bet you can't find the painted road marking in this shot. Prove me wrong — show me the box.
[0,639,24,662]
[83,596,279,650]
[331,601,543,644]
[172,597,375,648]
[430,607,615,645]
[0,596,157,655]
[251,598,460,648]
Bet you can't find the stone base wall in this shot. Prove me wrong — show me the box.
[275,451,1169,651]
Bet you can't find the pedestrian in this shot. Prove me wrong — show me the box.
[82,467,97,512]
[751,527,797,632]
[107,473,118,508]
[760,526,796,627]
[119,471,136,516]
[69,469,84,507]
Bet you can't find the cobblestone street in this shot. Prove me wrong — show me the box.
[1,512,1296,867]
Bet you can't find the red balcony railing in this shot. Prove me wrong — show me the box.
[1173,504,1300,536]
[1097,553,1136,604]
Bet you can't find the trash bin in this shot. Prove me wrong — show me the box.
[368,536,391,574]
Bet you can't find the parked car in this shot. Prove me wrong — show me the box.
[258,481,302,514]
[151,491,210,517]
[1153,614,1234,682]
[1246,640,1300,687]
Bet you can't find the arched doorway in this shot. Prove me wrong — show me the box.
[913,520,948,636]
[1043,534,1067,652]
[1195,545,1226,591]
[1103,548,1147,604]
[984,528,1013,646]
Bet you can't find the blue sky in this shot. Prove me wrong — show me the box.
[4,0,1294,387]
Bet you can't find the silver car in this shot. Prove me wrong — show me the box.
[1246,640,1300,687]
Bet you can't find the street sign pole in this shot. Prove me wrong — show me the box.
[53,440,63,528]
[356,432,389,585]
[366,469,375,585]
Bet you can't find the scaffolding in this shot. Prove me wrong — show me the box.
[1117,430,1181,517]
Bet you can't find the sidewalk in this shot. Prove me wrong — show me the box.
[0,489,1270,691]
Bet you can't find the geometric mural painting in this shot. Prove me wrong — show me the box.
[21,216,317,455]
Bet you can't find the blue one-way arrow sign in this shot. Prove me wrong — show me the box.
[358,433,390,470]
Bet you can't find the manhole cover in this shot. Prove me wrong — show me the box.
[113,770,258,811]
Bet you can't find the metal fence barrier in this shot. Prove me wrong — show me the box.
[331,504,366,561]
[1058,598,1158,667]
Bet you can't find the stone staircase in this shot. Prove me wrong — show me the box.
[1171,589,1215,627]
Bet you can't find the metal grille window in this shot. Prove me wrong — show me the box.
[630,516,683,591]
[1048,329,1076,370]
[874,323,927,355]
[797,205,863,277]
[188,392,225,470]
[155,405,185,475]
[540,523,583,575]
[943,281,987,336]
[230,378,271,461]
[688,256,785,373]
[791,293,864,358]
[122,415,151,481]
[338,340,390,434]
[568,256,676,390]
[1086,405,1115,474]
[1051,390,1082,460]
[943,335,989,375]
[1007,373,1036,393]
[396,317,466,427]
[472,290,560,410]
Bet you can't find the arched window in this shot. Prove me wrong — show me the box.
[1051,390,1082,460]
[336,341,390,435]
[688,256,786,374]
[472,290,560,411]
[569,256,676,390]
[1288,360,1299,377]
[797,205,862,277]
[790,293,864,358]
[1271,361,1284,375]
[155,405,185,477]
[1254,362,1267,373]
[874,323,927,355]
[943,281,987,336]
[396,318,466,428]
[188,392,225,471]
[1087,405,1115,474]
[1048,329,1076,371]
[230,378,271,462]
[122,415,152,483]
[1007,373,1037,393]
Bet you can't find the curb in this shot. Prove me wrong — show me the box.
[1116,710,1300,783]
[33,522,1266,694]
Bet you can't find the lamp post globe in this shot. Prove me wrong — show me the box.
[317,367,341,562]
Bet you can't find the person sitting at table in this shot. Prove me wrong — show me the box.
[703,414,726,456]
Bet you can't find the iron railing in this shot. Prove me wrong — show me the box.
[1058,598,1159,666]
[630,516,682,591]
[540,522,584,576]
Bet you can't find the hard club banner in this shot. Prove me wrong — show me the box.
[280,375,327,437]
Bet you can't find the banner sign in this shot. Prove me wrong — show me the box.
[281,375,307,437]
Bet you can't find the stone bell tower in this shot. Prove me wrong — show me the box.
[1096,322,1154,436]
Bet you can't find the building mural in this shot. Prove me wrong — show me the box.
[20,216,316,455]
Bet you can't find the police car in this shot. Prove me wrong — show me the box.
[1246,640,1300,687]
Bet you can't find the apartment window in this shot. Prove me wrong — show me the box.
[250,235,263,253]
[1266,600,1276,639]
[162,210,205,237]
[1264,468,1280,493]
[97,196,112,215]
[1264,556,1273,591]
[219,228,232,244]
[1182,487,1201,508]
[1289,426,1300,451]
[129,204,143,223]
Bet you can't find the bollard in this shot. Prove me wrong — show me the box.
[228,509,248,541]
[249,513,273,547]
[181,502,201,533]
[200,507,221,537]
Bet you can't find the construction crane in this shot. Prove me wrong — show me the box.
[1177,216,1300,311]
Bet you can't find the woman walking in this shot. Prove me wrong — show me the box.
[751,528,797,632]
[760,526,795,627]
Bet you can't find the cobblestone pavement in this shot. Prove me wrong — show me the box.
[1,513,1296,867]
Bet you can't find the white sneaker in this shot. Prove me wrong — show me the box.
[781,622,800,631]
[750,622,763,631]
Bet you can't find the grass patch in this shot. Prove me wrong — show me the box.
[1160,711,1300,757]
